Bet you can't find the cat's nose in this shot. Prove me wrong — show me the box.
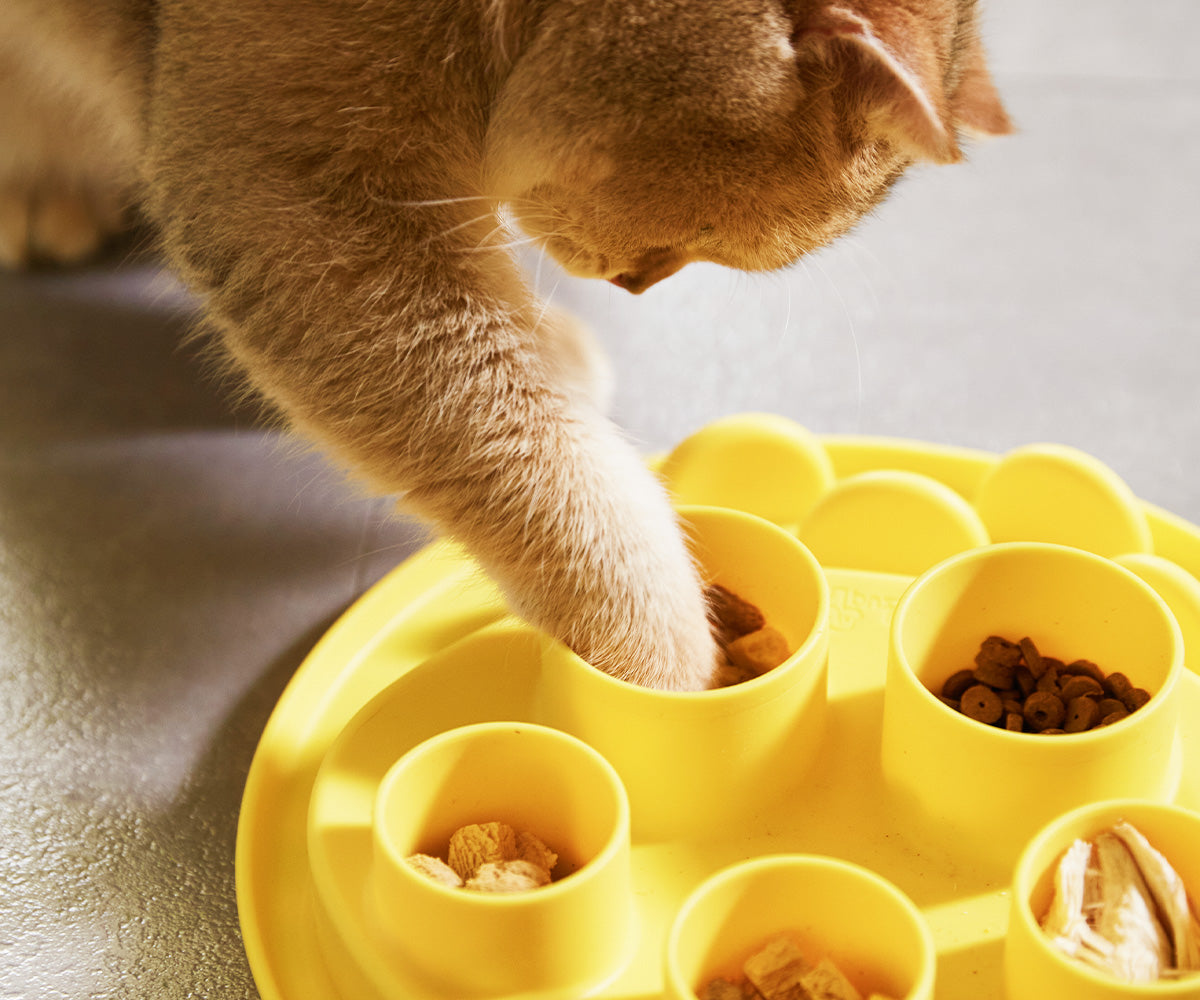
[609,272,654,294]
[608,249,687,294]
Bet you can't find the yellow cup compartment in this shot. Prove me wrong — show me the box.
[338,721,633,999]
[1006,799,1200,1000]
[664,854,937,1000]
[882,542,1185,874]
[538,504,830,841]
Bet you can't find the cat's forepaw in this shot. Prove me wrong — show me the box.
[0,180,126,269]
[531,304,615,414]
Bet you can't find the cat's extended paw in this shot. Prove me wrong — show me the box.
[0,180,126,269]
[531,304,615,414]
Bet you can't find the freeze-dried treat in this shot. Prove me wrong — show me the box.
[1039,822,1200,983]
[1111,822,1200,973]
[706,584,792,687]
[515,829,558,874]
[706,583,765,644]
[409,821,558,893]
[702,936,886,1000]
[743,936,811,999]
[465,859,552,893]
[701,978,757,1000]
[801,957,864,1000]
[405,853,463,888]
[715,662,758,687]
[447,821,518,881]
[727,626,791,676]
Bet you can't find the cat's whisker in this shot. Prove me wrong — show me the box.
[805,252,865,430]
[375,194,496,209]
[456,233,545,256]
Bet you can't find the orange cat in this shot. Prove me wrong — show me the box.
[0,0,1009,689]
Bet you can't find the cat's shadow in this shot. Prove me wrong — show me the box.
[0,230,257,445]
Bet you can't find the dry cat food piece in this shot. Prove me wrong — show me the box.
[406,821,558,894]
[937,635,1150,735]
[701,935,899,1000]
[705,583,792,687]
[1039,821,1200,983]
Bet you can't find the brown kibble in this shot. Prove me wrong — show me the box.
[1063,658,1105,682]
[960,684,1003,725]
[941,668,978,700]
[1060,675,1104,701]
[1099,710,1129,727]
[1102,671,1133,699]
[1041,728,1066,735]
[1063,695,1101,733]
[726,626,791,676]
[1019,636,1046,677]
[973,659,1016,690]
[1035,668,1061,696]
[743,936,811,1000]
[465,859,552,893]
[978,635,1023,667]
[1120,687,1151,712]
[1024,691,1066,732]
[939,635,1150,735]
[1097,697,1125,718]
[706,583,765,644]
[973,635,1021,688]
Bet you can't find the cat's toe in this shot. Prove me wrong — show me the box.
[0,181,127,269]
[0,189,32,269]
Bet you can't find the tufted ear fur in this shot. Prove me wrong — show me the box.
[793,3,1011,164]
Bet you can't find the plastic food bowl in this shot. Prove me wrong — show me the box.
[237,413,1200,1000]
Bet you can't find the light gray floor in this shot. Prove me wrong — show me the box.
[2,4,1198,999]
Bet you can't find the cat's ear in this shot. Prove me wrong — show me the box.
[951,33,1014,138]
[792,5,1010,164]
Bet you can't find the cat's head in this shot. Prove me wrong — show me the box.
[484,0,1010,293]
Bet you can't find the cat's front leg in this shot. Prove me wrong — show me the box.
[150,196,717,691]
[528,303,615,414]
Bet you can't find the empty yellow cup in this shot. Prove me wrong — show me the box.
[1006,799,1200,999]
[664,854,936,1000]
[537,505,830,840]
[369,722,633,998]
[881,542,1184,874]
